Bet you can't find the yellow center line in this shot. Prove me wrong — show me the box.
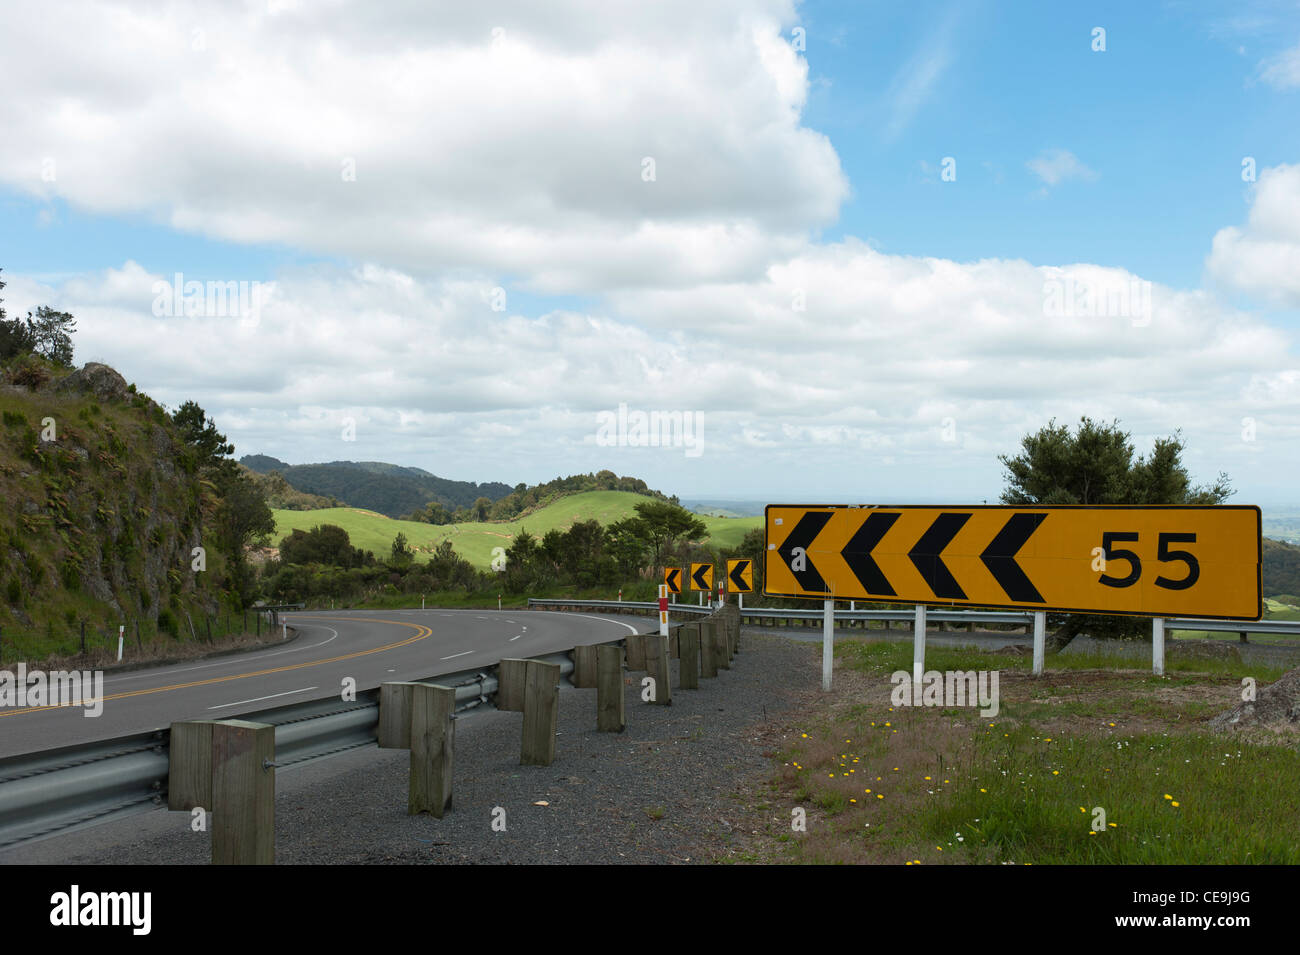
[0,616,431,717]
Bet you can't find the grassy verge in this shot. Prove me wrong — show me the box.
[724,638,1299,864]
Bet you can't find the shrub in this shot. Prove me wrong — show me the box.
[9,356,51,389]
[157,608,178,638]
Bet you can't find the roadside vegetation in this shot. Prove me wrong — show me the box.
[725,639,1299,865]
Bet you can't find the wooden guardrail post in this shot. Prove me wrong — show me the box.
[626,632,647,671]
[211,720,275,865]
[521,659,561,765]
[700,620,718,678]
[596,644,626,731]
[713,618,731,670]
[679,623,700,690]
[572,645,599,688]
[409,683,455,817]
[378,682,418,748]
[169,719,219,813]
[170,719,275,865]
[498,658,529,712]
[381,681,456,817]
[645,633,671,705]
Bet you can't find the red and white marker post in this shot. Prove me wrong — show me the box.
[658,584,669,637]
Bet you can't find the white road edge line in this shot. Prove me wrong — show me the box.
[541,612,641,634]
[103,626,341,687]
[208,686,318,710]
[440,650,474,661]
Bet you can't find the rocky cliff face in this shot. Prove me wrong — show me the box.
[1,359,224,646]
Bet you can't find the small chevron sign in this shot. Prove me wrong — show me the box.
[764,505,1261,620]
[690,562,714,591]
[663,566,683,594]
[726,558,754,593]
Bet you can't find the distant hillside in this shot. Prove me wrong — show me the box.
[241,464,337,511]
[241,453,290,473]
[238,457,513,518]
[271,491,763,569]
[681,499,766,517]
[1263,538,1300,598]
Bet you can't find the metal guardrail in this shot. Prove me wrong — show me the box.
[527,598,1033,625]
[526,598,1300,635]
[0,650,575,850]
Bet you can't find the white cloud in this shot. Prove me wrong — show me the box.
[882,12,958,142]
[1026,149,1098,187]
[1206,163,1300,306]
[0,0,846,295]
[7,244,1294,498]
[1259,41,1300,88]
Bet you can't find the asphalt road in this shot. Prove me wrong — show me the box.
[0,609,640,758]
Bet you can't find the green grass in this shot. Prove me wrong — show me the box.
[917,725,1300,863]
[835,638,1290,682]
[751,638,1300,865]
[272,491,762,568]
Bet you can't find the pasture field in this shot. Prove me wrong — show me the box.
[270,491,762,568]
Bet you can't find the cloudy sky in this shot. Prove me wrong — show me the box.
[2,0,1299,504]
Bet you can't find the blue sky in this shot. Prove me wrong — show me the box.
[1,0,1298,504]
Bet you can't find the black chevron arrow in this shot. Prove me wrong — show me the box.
[908,512,972,600]
[728,559,751,591]
[777,511,832,593]
[842,512,900,596]
[980,512,1047,602]
[665,568,680,593]
[692,564,712,589]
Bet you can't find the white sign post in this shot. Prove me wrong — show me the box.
[1152,617,1165,676]
[821,598,834,691]
[1032,611,1046,676]
[912,604,927,689]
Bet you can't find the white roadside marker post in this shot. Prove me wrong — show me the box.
[822,598,834,691]
[117,625,125,662]
[1033,611,1046,676]
[1153,617,1165,676]
[913,603,927,689]
[659,584,669,638]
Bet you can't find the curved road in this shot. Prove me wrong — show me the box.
[0,609,641,758]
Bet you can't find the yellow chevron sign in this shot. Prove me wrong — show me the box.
[726,558,754,593]
[690,563,714,591]
[764,505,1261,620]
[663,566,684,594]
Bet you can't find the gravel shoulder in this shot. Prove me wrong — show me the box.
[3,631,820,865]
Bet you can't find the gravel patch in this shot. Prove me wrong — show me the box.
[3,632,819,865]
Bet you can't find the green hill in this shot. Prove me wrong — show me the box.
[271,490,763,569]
[1,360,250,657]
